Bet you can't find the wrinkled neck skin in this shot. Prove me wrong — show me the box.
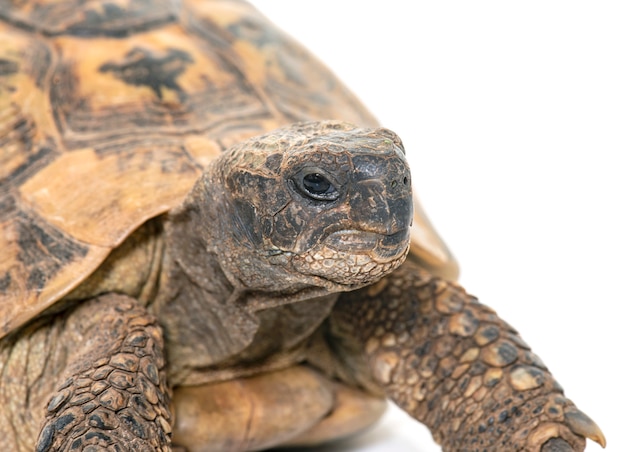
[151,159,341,383]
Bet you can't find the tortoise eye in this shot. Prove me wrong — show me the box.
[297,171,340,201]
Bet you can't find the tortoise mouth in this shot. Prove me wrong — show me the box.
[291,228,410,288]
[325,228,410,261]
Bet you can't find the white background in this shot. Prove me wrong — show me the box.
[253,2,625,451]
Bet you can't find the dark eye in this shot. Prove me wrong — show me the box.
[298,172,340,201]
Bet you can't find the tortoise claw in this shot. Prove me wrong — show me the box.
[564,409,606,448]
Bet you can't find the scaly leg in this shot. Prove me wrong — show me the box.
[33,293,172,451]
[333,260,605,451]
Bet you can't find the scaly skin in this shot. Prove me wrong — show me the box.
[34,294,172,451]
[334,260,605,451]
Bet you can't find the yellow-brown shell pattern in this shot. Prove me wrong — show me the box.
[0,0,455,337]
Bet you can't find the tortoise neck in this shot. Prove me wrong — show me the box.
[151,182,337,378]
[158,187,236,305]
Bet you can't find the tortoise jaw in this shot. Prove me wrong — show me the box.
[325,230,378,252]
[325,228,411,262]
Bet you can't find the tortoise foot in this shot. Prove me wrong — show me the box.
[335,260,606,451]
[35,294,172,451]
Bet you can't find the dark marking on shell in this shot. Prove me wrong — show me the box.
[227,18,307,87]
[99,47,193,101]
[1,144,57,189]
[227,17,274,47]
[48,20,270,151]
[27,41,53,89]
[14,211,89,291]
[67,2,176,37]
[26,267,47,292]
[0,58,19,76]
[19,220,79,263]
[48,62,78,139]
[185,13,264,104]
[0,272,11,292]
[7,116,32,151]
[183,8,232,52]
[0,0,177,37]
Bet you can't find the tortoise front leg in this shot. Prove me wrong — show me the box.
[35,293,172,451]
[333,260,605,451]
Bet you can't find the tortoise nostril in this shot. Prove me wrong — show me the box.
[391,177,409,189]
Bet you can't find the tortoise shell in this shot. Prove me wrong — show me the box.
[0,0,457,338]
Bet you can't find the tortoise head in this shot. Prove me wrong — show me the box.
[183,121,413,292]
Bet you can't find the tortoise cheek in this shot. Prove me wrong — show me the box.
[230,198,263,248]
[268,203,306,252]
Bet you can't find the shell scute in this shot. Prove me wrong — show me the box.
[0,0,455,338]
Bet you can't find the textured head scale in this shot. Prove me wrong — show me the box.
[201,121,413,291]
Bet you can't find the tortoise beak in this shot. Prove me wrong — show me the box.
[348,178,413,237]
[325,228,410,262]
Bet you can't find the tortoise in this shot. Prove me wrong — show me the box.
[0,1,606,451]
